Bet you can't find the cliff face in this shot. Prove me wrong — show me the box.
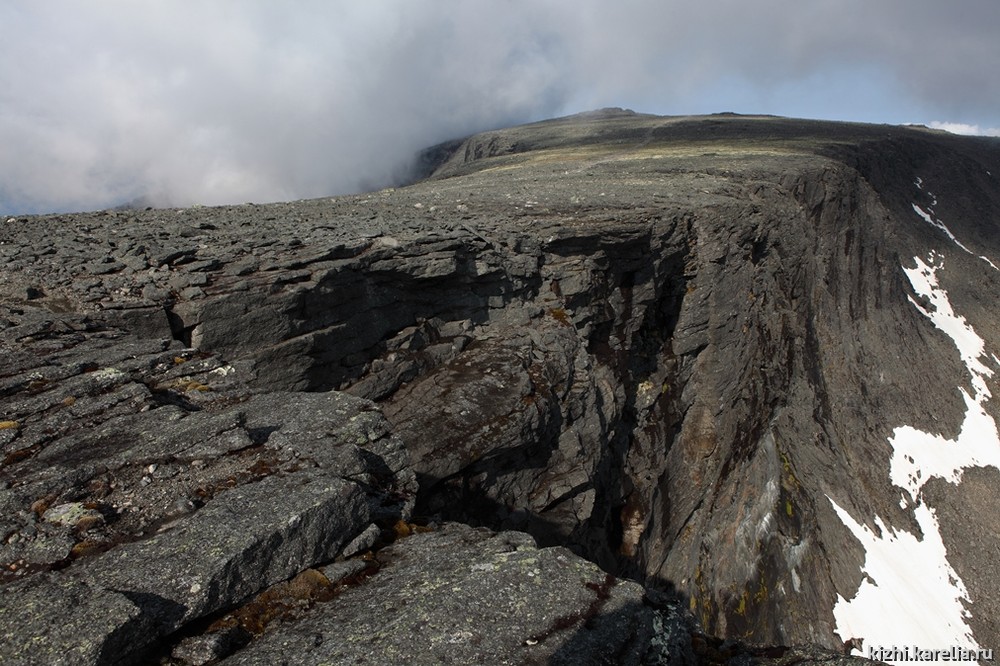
[2,111,999,663]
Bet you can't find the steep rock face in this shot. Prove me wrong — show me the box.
[410,115,1000,651]
[2,112,999,660]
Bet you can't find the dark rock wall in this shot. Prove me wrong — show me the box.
[144,153,974,648]
[118,137,994,649]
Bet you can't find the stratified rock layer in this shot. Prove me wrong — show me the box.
[2,111,998,662]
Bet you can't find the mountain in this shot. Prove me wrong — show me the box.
[1,109,998,664]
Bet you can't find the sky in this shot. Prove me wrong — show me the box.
[2,1,999,215]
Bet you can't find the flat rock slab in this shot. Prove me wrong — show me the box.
[0,576,150,666]
[221,523,653,665]
[0,306,416,664]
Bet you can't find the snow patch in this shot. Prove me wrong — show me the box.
[889,388,1000,501]
[902,253,992,390]
[829,498,978,656]
[912,204,974,255]
[911,192,998,271]
[831,252,998,660]
[891,252,1000,498]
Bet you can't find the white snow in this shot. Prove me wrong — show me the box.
[829,498,978,655]
[888,388,1000,501]
[911,194,999,271]
[831,251,999,661]
[912,203,974,255]
[902,254,993,391]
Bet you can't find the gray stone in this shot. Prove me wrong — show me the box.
[220,524,653,665]
[171,625,251,665]
[41,503,102,528]
[0,576,152,666]
[81,470,370,632]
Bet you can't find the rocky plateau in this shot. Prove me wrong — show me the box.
[2,109,999,664]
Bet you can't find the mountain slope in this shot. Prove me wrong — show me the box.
[414,110,1000,650]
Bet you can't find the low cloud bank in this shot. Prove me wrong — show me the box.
[2,1,998,214]
[927,122,1000,138]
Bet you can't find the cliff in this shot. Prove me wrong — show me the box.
[1,110,998,664]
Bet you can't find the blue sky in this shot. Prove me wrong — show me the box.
[2,1,998,215]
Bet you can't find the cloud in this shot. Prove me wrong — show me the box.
[1,1,998,214]
[927,122,1000,137]
[0,2,580,213]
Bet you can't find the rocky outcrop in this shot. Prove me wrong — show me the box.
[2,111,998,662]
[0,304,417,663]
[220,523,653,665]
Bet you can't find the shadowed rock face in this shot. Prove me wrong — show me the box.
[2,110,999,662]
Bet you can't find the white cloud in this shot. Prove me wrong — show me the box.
[927,121,1000,137]
[1,1,998,214]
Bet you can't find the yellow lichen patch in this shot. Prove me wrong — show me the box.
[227,568,335,635]
[70,540,105,559]
[754,577,769,603]
[75,513,105,532]
[785,500,794,517]
[173,356,187,364]
[735,590,748,616]
[779,450,800,490]
[692,563,714,628]
[172,379,211,392]
[548,307,571,325]
[30,494,57,516]
[393,519,412,539]
[0,421,20,430]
